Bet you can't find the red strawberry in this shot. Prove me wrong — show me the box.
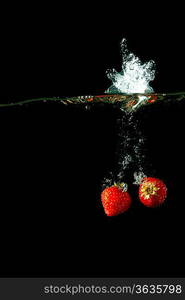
[101,183,132,216]
[139,177,167,207]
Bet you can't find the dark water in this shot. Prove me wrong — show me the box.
[0,98,184,277]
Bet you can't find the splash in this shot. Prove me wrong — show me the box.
[106,38,156,95]
[103,39,157,186]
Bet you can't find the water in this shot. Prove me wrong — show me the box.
[0,40,184,190]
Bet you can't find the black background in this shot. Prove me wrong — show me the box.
[0,8,185,278]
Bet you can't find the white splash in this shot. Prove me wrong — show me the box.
[103,39,156,185]
[106,38,156,95]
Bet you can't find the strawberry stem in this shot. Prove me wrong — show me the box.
[114,182,128,192]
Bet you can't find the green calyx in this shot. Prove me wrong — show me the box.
[113,182,128,192]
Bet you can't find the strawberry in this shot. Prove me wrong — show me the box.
[101,183,132,216]
[139,177,167,207]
